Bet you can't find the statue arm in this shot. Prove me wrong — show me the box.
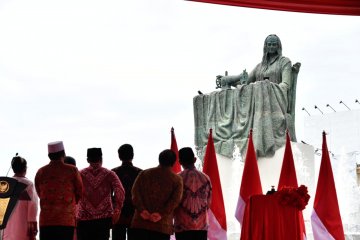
[279,58,292,91]
[247,68,256,84]
[216,72,246,89]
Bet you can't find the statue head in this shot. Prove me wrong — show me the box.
[263,34,282,58]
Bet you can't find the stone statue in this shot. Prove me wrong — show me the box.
[193,34,301,158]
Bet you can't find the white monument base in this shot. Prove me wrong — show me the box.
[216,142,315,240]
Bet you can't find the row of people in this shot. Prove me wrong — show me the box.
[2,141,212,240]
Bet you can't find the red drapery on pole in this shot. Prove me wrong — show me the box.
[188,0,360,16]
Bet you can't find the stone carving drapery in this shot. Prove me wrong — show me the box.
[193,79,297,158]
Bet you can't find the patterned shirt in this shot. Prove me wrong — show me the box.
[131,166,183,235]
[174,167,212,232]
[35,160,83,227]
[77,164,125,221]
[112,161,142,225]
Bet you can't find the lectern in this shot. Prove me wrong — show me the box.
[0,177,27,230]
[241,186,309,240]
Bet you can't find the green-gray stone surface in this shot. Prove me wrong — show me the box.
[194,34,300,158]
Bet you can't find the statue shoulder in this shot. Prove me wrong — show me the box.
[279,56,291,65]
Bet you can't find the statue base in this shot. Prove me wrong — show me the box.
[216,142,315,239]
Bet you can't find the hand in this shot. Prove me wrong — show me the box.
[27,221,38,240]
[112,208,121,225]
[140,210,151,220]
[150,212,162,223]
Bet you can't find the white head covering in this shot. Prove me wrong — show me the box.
[48,141,65,153]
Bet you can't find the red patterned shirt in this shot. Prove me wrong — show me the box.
[77,164,125,221]
[35,160,83,227]
[174,167,212,232]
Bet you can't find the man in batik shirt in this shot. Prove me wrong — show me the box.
[174,147,212,240]
[77,148,125,240]
[35,141,83,240]
[130,149,183,240]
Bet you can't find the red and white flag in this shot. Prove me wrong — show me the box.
[235,129,262,225]
[203,128,227,240]
[278,131,298,189]
[311,131,345,240]
[170,127,181,173]
[278,131,306,240]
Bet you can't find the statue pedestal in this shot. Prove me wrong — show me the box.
[216,142,315,240]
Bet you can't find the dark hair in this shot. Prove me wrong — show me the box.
[118,144,134,161]
[158,149,176,167]
[179,147,195,166]
[11,156,27,174]
[48,150,65,161]
[87,148,102,163]
[64,156,76,166]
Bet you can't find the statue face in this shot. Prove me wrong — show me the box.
[266,38,279,54]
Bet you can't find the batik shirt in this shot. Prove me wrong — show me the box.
[174,167,212,232]
[77,164,125,221]
[131,166,183,235]
[35,160,83,227]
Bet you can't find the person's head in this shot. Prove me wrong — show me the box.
[158,149,176,167]
[118,144,134,162]
[179,147,196,168]
[48,141,66,161]
[87,148,102,163]
[64,156,76,166]
[263,34,282,59]
[11,155,27,175]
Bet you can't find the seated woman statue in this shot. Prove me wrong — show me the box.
[194,34,300,158]
[217,34,292,91]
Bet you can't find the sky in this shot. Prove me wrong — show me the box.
[1,0,360,180]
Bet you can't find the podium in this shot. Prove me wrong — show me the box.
[0,177,27,230]
[240,194,305,240]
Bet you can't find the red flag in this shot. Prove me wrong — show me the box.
[278,130,298,189]
[278,131,307,240]
[311,131,345,240]
[235,129,262,224]
[170,127,181,173]
[203,128,227,239]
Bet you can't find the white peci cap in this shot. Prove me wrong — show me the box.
[48,141,65,153]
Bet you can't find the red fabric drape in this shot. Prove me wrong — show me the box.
[188,0,360,16]
[241,194,303,240]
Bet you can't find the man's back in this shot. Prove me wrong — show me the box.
[35,160,82,227]
[77,165,124,220]
[131,166,183,235]
[112,162,142,224]
[174,167,212,232]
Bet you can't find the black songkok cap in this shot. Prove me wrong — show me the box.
[87,148,102,159]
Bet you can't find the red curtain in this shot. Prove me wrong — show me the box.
[241,194,303,240]
[188,0,360,16]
